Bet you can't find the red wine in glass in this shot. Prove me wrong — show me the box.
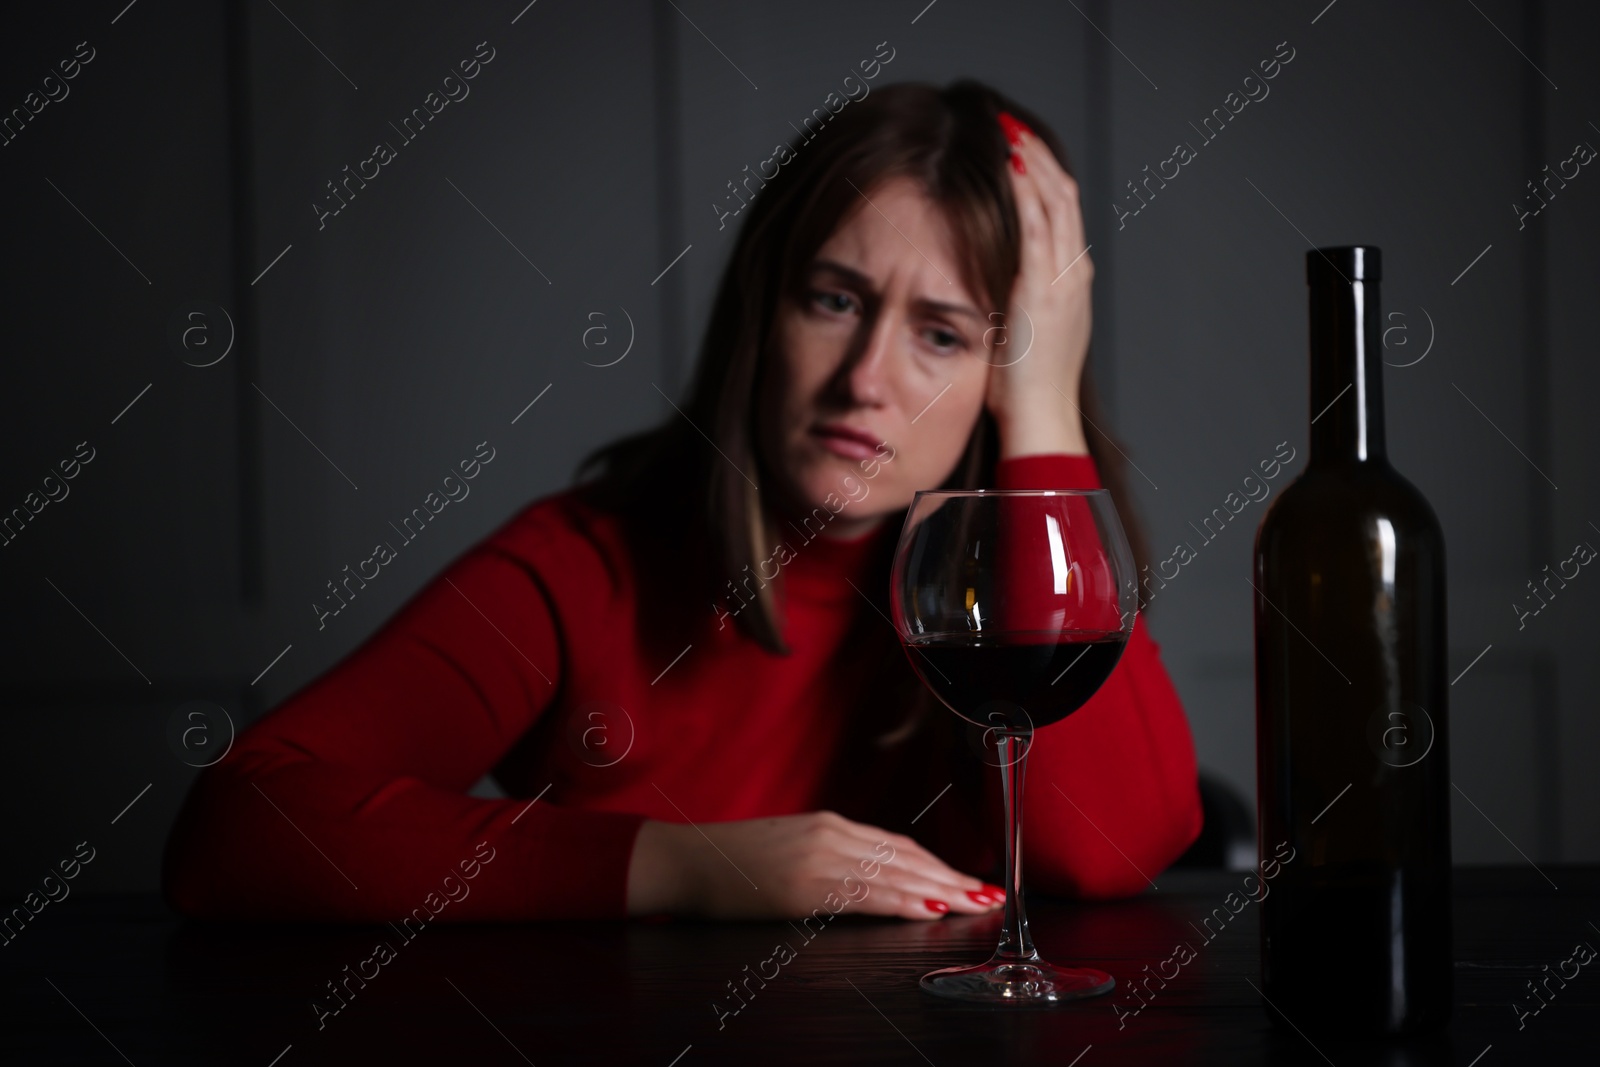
[905,631,1129,732]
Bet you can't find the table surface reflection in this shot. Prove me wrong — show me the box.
[4,866,1596,1065]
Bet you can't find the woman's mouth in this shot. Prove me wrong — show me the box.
[811,422,883,460]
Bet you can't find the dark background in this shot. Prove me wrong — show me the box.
[2,0,1596,900]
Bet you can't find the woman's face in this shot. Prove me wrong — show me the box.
[757,177,993,538]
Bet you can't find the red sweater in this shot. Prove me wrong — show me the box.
[163,453,1202,921]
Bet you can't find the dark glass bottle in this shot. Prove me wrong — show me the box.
[1252,246,1452,1036]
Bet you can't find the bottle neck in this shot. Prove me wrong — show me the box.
[1309,275,1387,465]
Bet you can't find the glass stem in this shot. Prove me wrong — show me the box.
[992,729,1039,964]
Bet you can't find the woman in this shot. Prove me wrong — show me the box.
[163,80,1202,924]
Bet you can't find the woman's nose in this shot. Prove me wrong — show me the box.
[841,313,896,406]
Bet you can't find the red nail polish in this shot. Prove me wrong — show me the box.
[966,889,995,905]
[997,110,1028,146]
[1010,150,1026,175]
[982,882,1007,897]
[924,898,950,914]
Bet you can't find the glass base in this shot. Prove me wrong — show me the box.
[919,958,1115,1005]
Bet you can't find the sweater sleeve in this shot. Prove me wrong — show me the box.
[990,453,1203,898]
[161,509,648,922]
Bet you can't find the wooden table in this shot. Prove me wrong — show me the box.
[4,866,1595,1065]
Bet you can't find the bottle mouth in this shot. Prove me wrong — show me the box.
[1307,245,1381,285]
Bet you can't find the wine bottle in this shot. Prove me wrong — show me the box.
[1252,246,1452,1036]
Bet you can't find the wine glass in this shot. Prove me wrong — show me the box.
[890,488,1138,1004]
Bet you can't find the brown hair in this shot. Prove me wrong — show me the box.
[576,79,1152,660]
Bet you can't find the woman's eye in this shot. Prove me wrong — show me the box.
[924,326,964,352]
[811,291,856,314]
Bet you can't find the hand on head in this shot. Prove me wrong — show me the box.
[986,111,1094,453]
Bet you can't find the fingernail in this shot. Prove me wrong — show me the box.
[982,882,1007,897]
[997,110,1028,146]
[1010,150,1026,175]
[965,889,995,906]
[924,898,949,914]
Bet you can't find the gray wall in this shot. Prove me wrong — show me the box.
[1,0,1594,898]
